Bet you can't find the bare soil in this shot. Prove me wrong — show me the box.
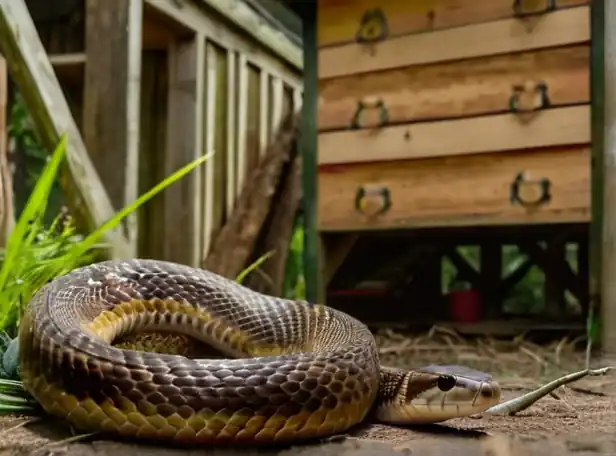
[1,328,614,456]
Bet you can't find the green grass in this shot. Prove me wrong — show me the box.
[0,134,212,414]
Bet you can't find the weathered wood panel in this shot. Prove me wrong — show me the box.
[319,146,590,231]
[318,0,589,47]
[83,0,142,255]
[163,36,205,265]
[318,45,589,131]
[138,50,168,259]
[319,105,590,165]
[319,6,590,79]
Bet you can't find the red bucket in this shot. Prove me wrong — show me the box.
[449,289,481,323]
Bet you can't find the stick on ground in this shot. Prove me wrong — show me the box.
[483,367,613,416]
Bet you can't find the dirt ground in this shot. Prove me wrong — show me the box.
[0,327,614,456]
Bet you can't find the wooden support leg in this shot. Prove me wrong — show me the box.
[543,238,567,319]
[480,241,502,319]
[577,238,590,318]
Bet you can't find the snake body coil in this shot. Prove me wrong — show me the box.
[19,259,500,445]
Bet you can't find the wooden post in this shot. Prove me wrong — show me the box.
[600,0,616,355]
[163,35,205,266]
[83,0,142,257]
[299,3,321,303]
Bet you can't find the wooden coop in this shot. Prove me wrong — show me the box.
[0,0,303,268]
[314,0,594,336]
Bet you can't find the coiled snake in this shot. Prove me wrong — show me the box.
[19,259,501,445]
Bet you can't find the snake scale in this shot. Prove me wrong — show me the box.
[18,259,501,445]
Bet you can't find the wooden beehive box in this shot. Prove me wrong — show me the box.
[317,0,591,232]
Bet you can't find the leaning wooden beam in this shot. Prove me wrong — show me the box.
[83,0,142,257]
[0,0,131,258]
[245,145,302,296]
[204,111,300,279]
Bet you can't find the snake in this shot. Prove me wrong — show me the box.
[18,259,501,445]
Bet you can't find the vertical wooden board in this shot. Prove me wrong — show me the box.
[282,84,294,120]
[83,0,142,255]
[317,0,590,48]
[226,50,237,217]
[164,36,205,265]
[259,68,270,156]
[293,88,303,112]
[245,63,261,182]
[212,44,228,234]
[202,41,217,259]
[270,76,284,136]
[138,50,168,258]
[236,54,249,194]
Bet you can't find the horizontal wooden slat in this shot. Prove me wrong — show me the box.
[319,146,590,231]
[318,105,590,165]
[319,6,590,79]
[318,0,589,48]
[318,45,589,131]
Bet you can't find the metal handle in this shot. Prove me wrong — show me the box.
[512,0,556,17]
[350,99,389,130]
[509,81,550,113]
[510,172,552,208]
[355,8,389,44]
[355,185,392,216]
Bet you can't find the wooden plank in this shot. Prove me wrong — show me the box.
[245,64,262,182]
[318,0,589,48]
[271,76,284,135]
[319,105,590,165]
[202,41,217,259]
[137,50,168,259]
[236,54,249,195]
[163,36,205,266]
[319,146,591,231]
[83,0,142,257]
[319,6,590,79]
[259,69,270,156]
[0,0,131,258]
[210,44,228,247]
[49,53,85,86]
[226,49,237,217]
[293,87,303,112]
[319,45,590,131]
[145,0,302,87]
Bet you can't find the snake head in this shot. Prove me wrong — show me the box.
[376,365,501,425]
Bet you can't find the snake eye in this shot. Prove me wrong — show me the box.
[437,375,456,392]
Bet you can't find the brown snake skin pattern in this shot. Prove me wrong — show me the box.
[19,259,382,444]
